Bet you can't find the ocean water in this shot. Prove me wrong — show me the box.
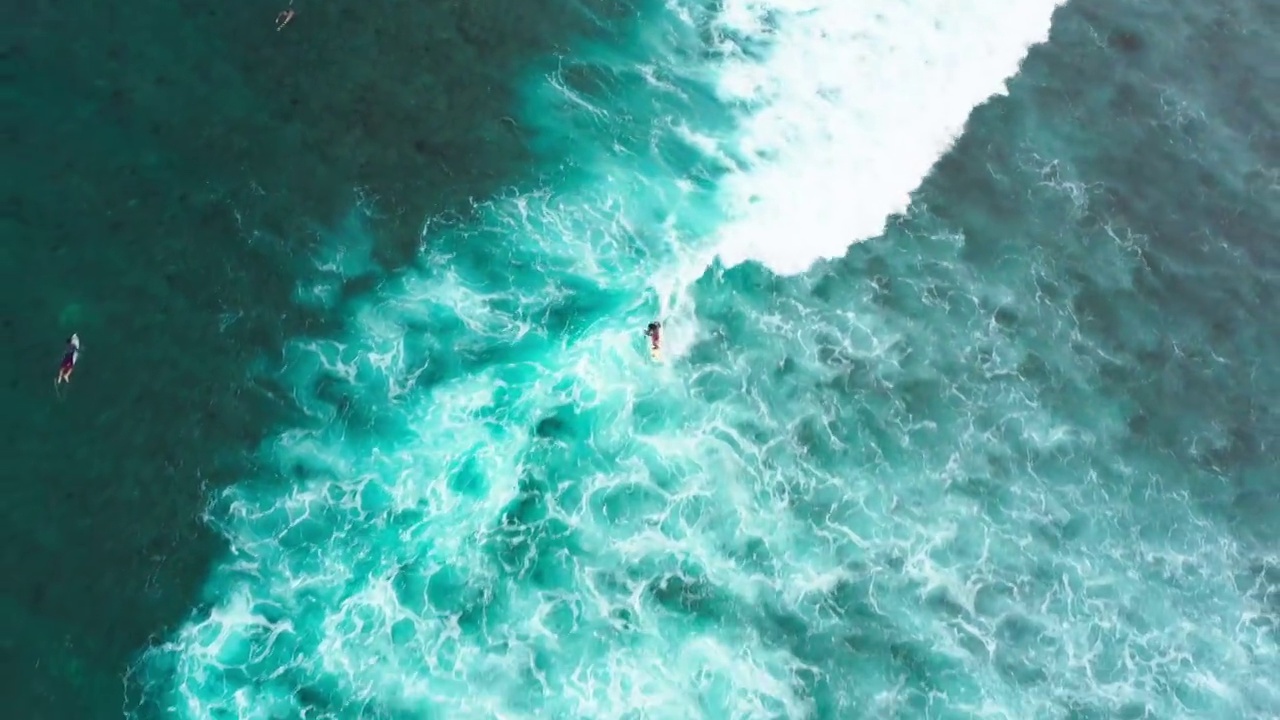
[5,0,612,716]
[5,0,1277,718]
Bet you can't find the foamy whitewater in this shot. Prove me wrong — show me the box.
[128,0,1280,718]
[709,0,1060,275]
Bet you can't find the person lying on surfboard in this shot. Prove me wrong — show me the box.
[56,334,80,385]
[645,322,661,356]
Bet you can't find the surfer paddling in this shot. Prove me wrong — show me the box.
[56,334,80,385]
[276,2,295,31]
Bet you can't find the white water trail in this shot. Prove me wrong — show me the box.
[708,0,1065,276]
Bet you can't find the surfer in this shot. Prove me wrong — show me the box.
[645,321,661,357]
[276,2,295,31]
[56,334,80,385]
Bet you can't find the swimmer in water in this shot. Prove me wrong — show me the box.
[56,334,80,385]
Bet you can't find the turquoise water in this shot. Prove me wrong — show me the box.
[6,0,1277,717]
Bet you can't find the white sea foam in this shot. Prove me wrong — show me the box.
[707,0,1065,275]
[128,1,1109,719]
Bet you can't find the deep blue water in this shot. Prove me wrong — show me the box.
[3,0,1277,718]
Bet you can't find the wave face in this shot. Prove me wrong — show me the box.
[129,0,1280,718]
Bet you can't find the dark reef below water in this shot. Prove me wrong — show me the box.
[1,0,624,717]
